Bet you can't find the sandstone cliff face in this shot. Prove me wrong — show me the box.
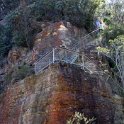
[0,63,123,124]
[0,21,88,94]
[5,21,86,66]
[34,21,90,56]
[0,21,123,124]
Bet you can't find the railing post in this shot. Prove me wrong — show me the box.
[82,54,84,70]
[53,48,55,63]
[34,62,37,75]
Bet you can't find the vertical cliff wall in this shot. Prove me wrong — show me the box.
[0,62,123,124]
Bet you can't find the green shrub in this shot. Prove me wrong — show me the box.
[67,112,96,124]
[33,0,101,29]
[14,64,34,80]
[4,72,12,84]
[1,0,102,52]
[27,0,102,29]
[0,24,12,58]
[12,31,27,47]
[5,7,39,49]
[5,64,34,84]
[103,26,124,43]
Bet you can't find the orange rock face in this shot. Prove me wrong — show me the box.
[34,21,85,54]
[0,63,123,124]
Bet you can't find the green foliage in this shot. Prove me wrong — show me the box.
[103,26,124,43]
[109,35,124,59]
[4,71,12,84]
[105,35,124,85]
[31,0,102,29]
[109,35,124,47]
[0,25,6,56]
[15,64,33,80]
[95,0,124,87]
[1,0,102,56]
[96,46,110,54]
[0,0,19,20]
[95,0,124,43]
[0,24,12,58]
[67,112,96,124]
[5,8,36,49]
[12,31,27,47]
[5,63,34,84]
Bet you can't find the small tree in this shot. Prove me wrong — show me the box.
[109,35,124,86]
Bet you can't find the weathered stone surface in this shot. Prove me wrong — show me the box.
[3,21,92,83]
[33,21,89,56]
[7,48,21,65]
[0,63,123,124]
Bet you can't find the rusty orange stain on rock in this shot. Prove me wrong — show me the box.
[0,59,123,124]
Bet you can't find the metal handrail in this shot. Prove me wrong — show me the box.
[34,28,102,75]
[70,28,100,50]
[35,49,53,64]
[34,46,102,75]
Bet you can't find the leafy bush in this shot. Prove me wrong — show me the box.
[103,26,124,44]
[14,64,34,81]
[0,0,19,20]
[5,64,34,84]
[5,8,35,48]
[12,0,101,29]
[12,31,27,47]
[33,0,101,29]
[1,0,102,53]
[4,72,13,84]
[96,46,110,54]
[0,24,12,58]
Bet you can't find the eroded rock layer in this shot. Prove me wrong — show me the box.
[0,63,123,124]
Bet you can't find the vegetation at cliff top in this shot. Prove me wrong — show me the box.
[0,0,124,86]
[96,0,124,84]
[0,0,103,58]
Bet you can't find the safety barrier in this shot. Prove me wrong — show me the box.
[34,47,96,74]
[34,29,101,74]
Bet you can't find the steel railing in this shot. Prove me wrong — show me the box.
[34,46,102,75]
[34,29,101,75]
